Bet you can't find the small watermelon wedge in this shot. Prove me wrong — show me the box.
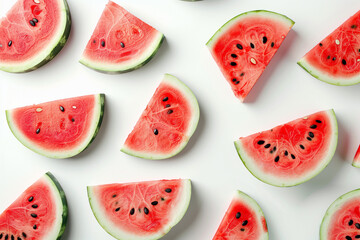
[212,190,268,240]
[0,0,71,73]
[234,110,338,187]
[206,10,294,101]
[87,179,191,240]
[298,10,360,85]
[80,1,164,73]
[352,145,360,168]
[121,74,200,160]
[6,94,104,159]
[320,189,360,240]
[0,172,67,240]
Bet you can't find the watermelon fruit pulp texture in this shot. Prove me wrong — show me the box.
[320,189,360,240]
[87,179,191,240]
[121,74,200,160]
[212,191,268,240]
[0,172,67,240]
[234,110,338,187]
[6,94,104,159]
[352,145,360,167]
[0,0,71,73]
[207,10,294,101]
[80,1,164,73]
[298,10,360,85]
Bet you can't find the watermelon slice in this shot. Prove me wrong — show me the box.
[298,10,360,85]
[121,74,200,160]
[212,190,268,240]
[6,94,105,159]
[87,179,191,240]
[206,10,294,101]
[0,172,67,240]
[80,1,164,73]
[234,110,338,187]
[352,145,360,168]
[320,189,360,240]
[0,0,71,73]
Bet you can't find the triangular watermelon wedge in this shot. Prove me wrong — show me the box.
[352,145,360,168]
[87,179,191,240]
[80,1,164,73]
[6,94,105,159]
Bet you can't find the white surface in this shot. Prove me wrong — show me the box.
[0,0,360,239]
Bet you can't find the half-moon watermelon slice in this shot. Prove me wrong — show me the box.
[0,0,71,73]
[298,10,360,85]
[320,189,360,240]
[234,110,338,187]
[79,1,164,73]
[352,145,360,168]
[212,190,268,240]
[6,94,105,159]
[206,10,294,101]
[121,74,200,160]
[87,179,191,240]
[0,172,67,240]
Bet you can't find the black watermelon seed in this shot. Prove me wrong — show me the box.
[17,237,21,240]
[291,154,296,159]
[332,57,336,61]
[271,42,274,47]
[71,118,75,122]
[262,36,268,44]
[319,43,323,47]
[342,59,347,65]
[154,129,159,135]
[356,223,360,229]
[161,197,165,201]
[33,18,38,23]
[167,110,173,114]
[21,233,26,238]
[11,235,14,240]
[28,196,34,202]
[235,81,240,85]
[32,204,38,208]
[162,97,168,102]
[236,212,241,219]
[8,41,12,47]
[115,207,120,212]
[270,150,273,154]
[240,228,245,231]
[355,235,360,239]
[285,151,288,156]
[351,24,357,29]
[349,219,354,226]
[230,62,237,66]
[29,20,35,26]
[151,201,158,206]
[250,43,255,49]
[130,208,135,215]
[33,225,37,230]
[93,39,96,44]
[310,125,317,129]
[273,147,277,152]
[59,106,65,112]
[309,132,314,138]
[36,128,40,134]
[242,220,248,226]
[165,104,171,108]
[327,55,331,59]
[236,44,243,50]
[120,42,125,48]
[231,54,237,58]
[300,145,305,150]
[307,137,312,141]
[345,236,352,240]
[138,208,141,213]
[101,41,105,47]
[359,49,360,53]
[31,213,37,218]
[316,120,322,123]
[4,235,7,240]
[240,72,245,77]
[232,78,237,82]
[165,188,172,193]
[264,144,271,149]
[112,194,117,198]
[144,207,149,215]
[274,156,280,162]
[257,140,265,145]
[0,234,2,239]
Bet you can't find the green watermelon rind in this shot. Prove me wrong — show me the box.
[121,74,200,160]
[0,0,72,73]
[79,32,165,74]
[206,10,295,48]
[320,189,360,239]
[5,94,105,159]
[234,109,338,187]
[87,179,192,240]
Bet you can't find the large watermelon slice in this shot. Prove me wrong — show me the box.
[298,10,360,85]
[6,94,105,159]
[352,145,360,168]
[206,10,294,101]
[0,0,71,73]
[0,172,67,240]
[121,74,200,160]
[80,1,164,73]
[212,190,268,240]
[87,179,191,240]
[234,110,338,187]
[320,189,360,240]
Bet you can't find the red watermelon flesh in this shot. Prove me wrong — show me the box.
[235,110,338,187]
[298,10,360,85]
[87,179,191,240]
[213,190,268,240]
[207,10,294,101]
[0,172,67,240]
[352,145,360,168]
[6,94,104,159]
[80,1,164,73]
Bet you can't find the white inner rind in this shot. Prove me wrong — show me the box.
[87,179,191,240]
[121,74,200,160]
[5,94,104,159]
[0,0,70,72]
[234,109,338,187]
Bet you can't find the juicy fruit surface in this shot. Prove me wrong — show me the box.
[0,172,67,240]
[352,145,360,167]
[88,179,191,239]
[299,10,360,85]
[213,191,268,240]
[81,1,163,72]
[321,189,360,240]
[207,10,294,101]
[235,110,337,186]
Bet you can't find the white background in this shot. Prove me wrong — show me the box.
[0,0,360,239]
